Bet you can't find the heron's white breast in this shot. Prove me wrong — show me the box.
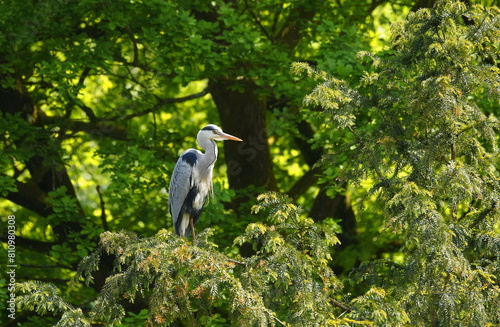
[192,165,213,209]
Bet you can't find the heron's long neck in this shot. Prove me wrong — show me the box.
[198,138,218,173]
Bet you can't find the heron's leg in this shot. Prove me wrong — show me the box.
[189,217,196,240]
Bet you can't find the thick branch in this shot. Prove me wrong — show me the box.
[287,166,321,200]
[276,1,318,50]
[243,0,273,42]
[77,102,98,122]
[468,204,495,230]
[54,90,211,141]
[5,178,53,217]
[69,121,129,141]
[294,120,323,167]
[20,263,71,269]
[99,89,209,122]
[1,234,54,253]
[368,0,388,13]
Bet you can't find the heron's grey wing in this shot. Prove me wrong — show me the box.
[168,151,197,227]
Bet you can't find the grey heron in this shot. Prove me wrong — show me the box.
[168,124,242,238]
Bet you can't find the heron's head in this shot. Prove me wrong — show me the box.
[198,124,243,142]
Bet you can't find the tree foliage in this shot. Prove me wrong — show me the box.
[294,1,500,325]
[1,0,500,326]
[16,193,350,326]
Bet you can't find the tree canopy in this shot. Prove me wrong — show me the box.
[1,0,499,326]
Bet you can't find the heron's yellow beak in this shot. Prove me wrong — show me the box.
[218,132,242,142]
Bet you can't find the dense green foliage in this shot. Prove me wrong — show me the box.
[294,1,500,325]
[35,193,344,326]
[1,0,499,326]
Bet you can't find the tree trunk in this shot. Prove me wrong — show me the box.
[209,79,278,195]
[1,87,83,238]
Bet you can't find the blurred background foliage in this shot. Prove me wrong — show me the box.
[1,0,499,326]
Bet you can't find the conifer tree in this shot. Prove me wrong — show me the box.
[18,193,357,326]
[294,0,500,325]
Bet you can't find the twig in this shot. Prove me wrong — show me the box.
[227,258,246,266]
[264,308,287,326]
[330,297,372,322]
[330,297,352,313]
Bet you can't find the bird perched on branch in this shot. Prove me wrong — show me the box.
[168,124,242,239]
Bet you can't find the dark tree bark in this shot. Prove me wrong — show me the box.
[206,1,359,243]
[309,185,357,246]
[210,79,278,193]
[208,0,320,197]
[411,0,443,11]
[1,86,119,297]
[290,118,357,246]
[1,87,83,239]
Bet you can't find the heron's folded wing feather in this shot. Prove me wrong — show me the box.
[168,152,196,225]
